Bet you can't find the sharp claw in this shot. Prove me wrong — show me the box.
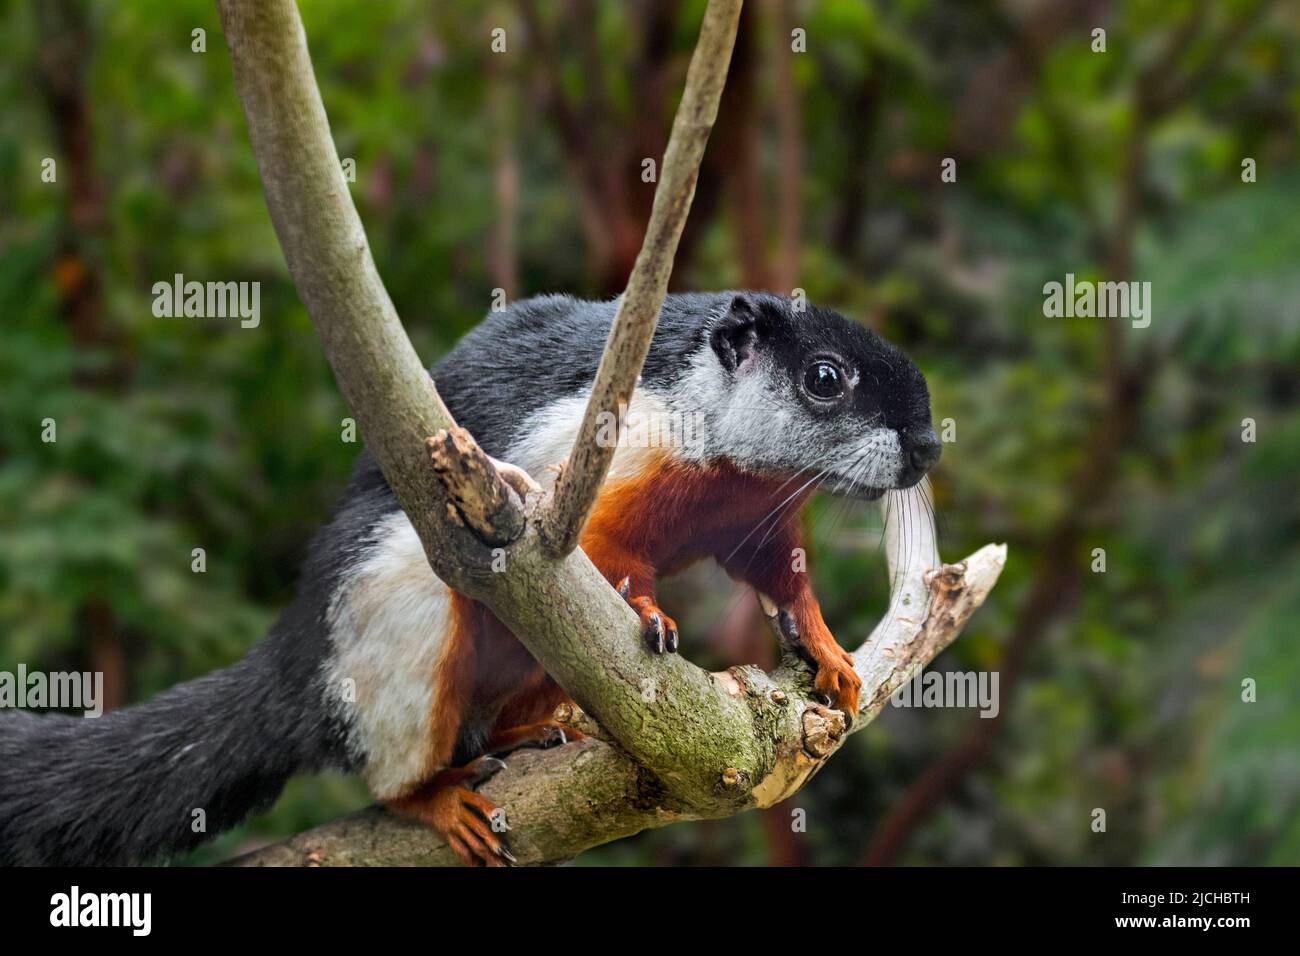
[617,577,631,600]
[497,846,518,865]
[665,624,679,653]
[646,615,666,653]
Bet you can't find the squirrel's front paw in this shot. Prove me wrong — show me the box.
[811,647,861,720]
[617,577,679,654]
[766,602,861,719]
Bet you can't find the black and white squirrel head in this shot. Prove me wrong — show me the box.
[667,291,940,498]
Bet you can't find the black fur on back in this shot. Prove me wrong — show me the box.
[426,292,729,458]
[0,292,765,865]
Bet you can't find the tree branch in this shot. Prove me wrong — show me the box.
[537,0,742,557]
[215,0,1005,866]
[214,0,474,583]
[233,503,1005,866]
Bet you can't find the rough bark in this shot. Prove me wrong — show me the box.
[236,534,1005,867]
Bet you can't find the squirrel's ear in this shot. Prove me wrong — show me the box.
[711,294,762,374]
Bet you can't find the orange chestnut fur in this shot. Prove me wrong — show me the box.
[389,455,860,865]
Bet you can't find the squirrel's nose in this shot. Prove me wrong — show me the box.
[906,427,941,475]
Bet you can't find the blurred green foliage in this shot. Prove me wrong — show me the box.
[0,0,1296,865]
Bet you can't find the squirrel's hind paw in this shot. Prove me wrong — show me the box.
[389,758,515,867]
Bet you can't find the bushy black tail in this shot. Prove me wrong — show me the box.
[0,635,339,866]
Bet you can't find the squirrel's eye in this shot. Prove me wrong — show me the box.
[804,361,844,401]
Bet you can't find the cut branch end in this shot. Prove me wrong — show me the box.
[426,427,528,547]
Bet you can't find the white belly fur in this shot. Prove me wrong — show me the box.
[325,388,676,798]
[325,509,451,798]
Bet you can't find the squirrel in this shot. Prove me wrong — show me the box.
[0,291,940,866]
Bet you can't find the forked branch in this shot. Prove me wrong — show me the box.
[217,0,1005,866]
